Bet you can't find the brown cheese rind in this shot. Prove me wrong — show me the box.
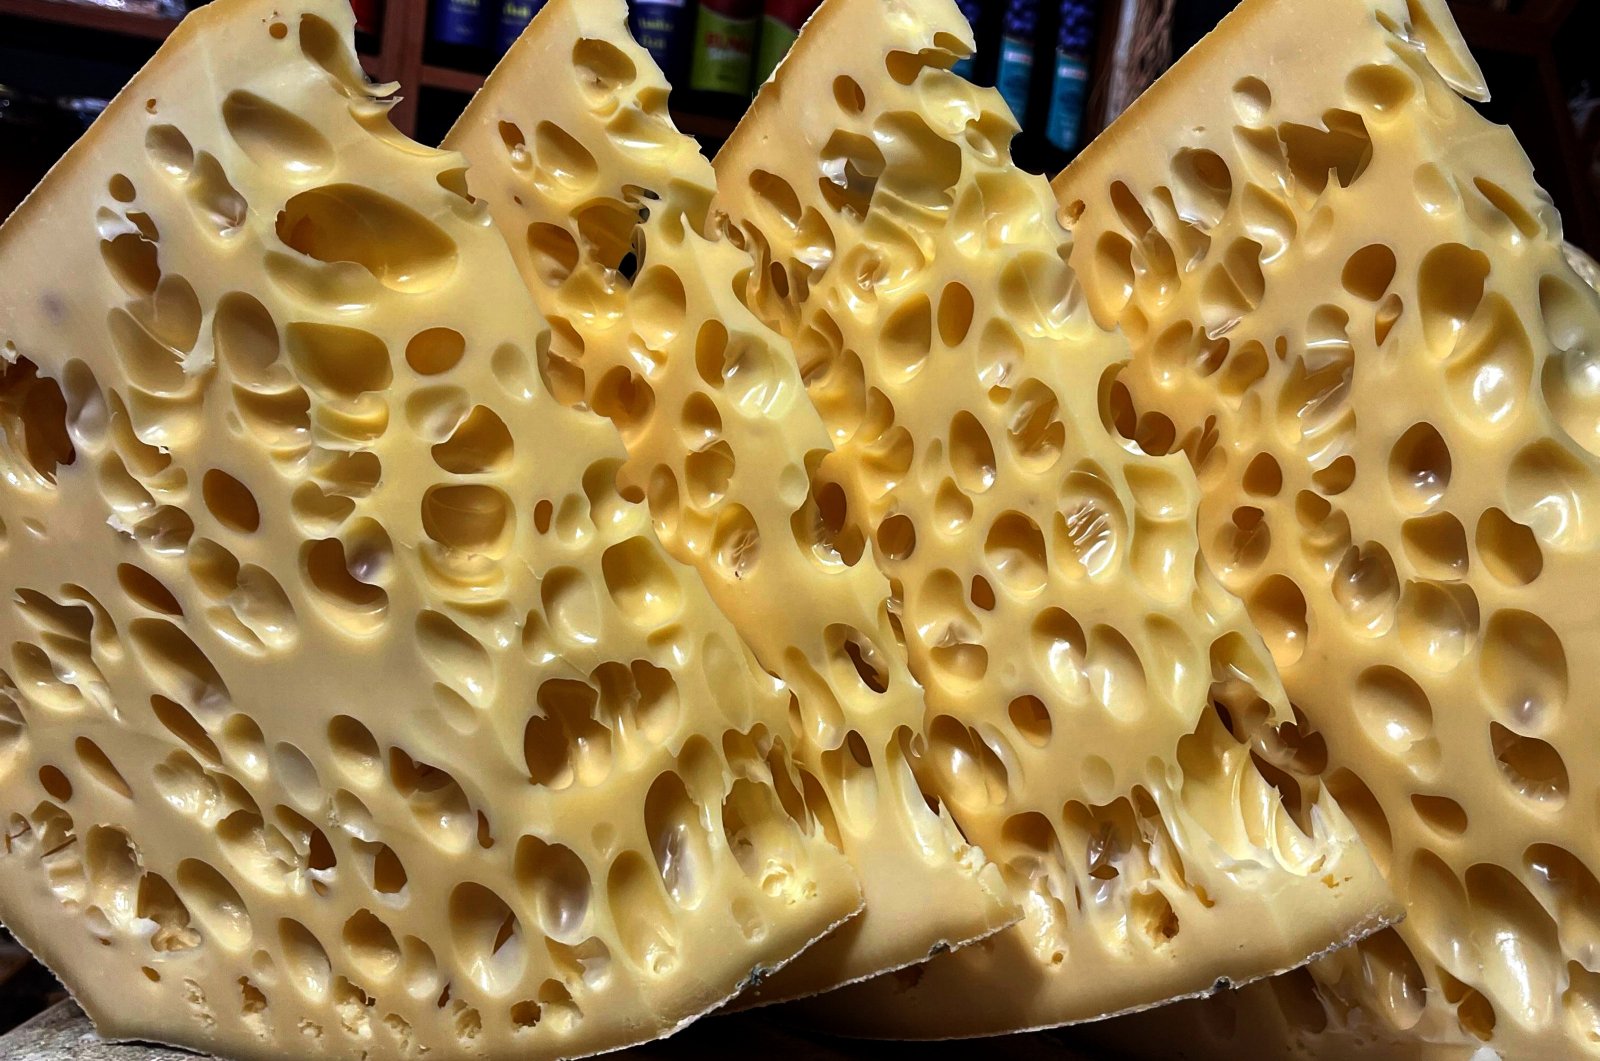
[710,0,1398,1038]
[1055,0,1600,1055]
[0,1,862,1057]
[442,0,1019,1005]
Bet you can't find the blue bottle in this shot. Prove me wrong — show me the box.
[950,0,983,80]
[1045,1,1096,153]
[630,0,693,81]
[496,0,548,52]
[995,0,1038,125]
[431,0,487,47]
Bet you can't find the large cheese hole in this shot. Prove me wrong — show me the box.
[421,484,512,558]
[432,406,513,474]
[644,772,710,909]
[0,356,76,486]
[276,184,458,292]
[1490,722,1569,806]
[222,91,333,177]
[449,883,525,993]
[515,835,591,943]
[607,850,678,975]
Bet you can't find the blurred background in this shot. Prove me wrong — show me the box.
[0,0,1596,249]
[0,0,1596,1041]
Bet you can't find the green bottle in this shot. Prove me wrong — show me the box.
[691,0,762,97]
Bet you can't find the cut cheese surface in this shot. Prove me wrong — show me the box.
[442,0,1017,1003]
[0,2,864,1058]
[1053,0,1600,1055]
[710,0,1397,1037]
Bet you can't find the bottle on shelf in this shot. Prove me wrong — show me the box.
[629,0,696,84]
[688,0,761,105]
[751,0,821,88]
[994,0,1039,127]
[427,0,493,73]
[497,0,548,53]
[351,0,383,47]
[949,0,984,81]
[1044,0,1096,158]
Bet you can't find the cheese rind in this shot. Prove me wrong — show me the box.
[0,2,861,1057]
[443,0,1019,1003]
[1054,0,1600,1055]
[710,0,1398,1036]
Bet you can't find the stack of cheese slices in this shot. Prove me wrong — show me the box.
[0,0,1594,1057]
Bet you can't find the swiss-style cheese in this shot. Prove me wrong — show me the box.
[1054,0,1600,1055]
[710,0,1398,1037]
[442,0,1018,1003]
[0,1,862,1057]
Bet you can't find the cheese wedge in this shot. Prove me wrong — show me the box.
[1053,0,1600,1055]
[708,0,1397,1037]
[442,0,1017,1003]
[0,1,863,1058]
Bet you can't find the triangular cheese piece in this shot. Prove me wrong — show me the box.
[0,1,862,1057]
[1053,0,1600,1055]
[442,0,1017,1003]
[705,0,1397,1037]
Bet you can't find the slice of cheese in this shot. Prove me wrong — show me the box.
[1053,0,1600,1055]
[442,0,1018,1004]
[0,1,864,1058]
[708,0,1398,1037]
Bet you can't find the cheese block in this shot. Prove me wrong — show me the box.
[709,0,1398,1037]
[442,0,1017,1003]
[0,1,865,1057]
[1052,0,1600,1055]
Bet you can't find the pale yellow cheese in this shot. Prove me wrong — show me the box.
[709,0,1397,1036]
[1053,0,1600,1056]
[442,0,1017,1003]
[0,1,864,1058]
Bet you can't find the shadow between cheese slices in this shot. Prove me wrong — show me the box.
[0,1,865,1057]
[1049,0,1600,1057]
[441,0,1019,1004]
[703,0,1401,1039]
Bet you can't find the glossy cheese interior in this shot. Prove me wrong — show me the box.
[1052,0,1600,1055]
[710,0,1398,1037]
[441,0,1018,1004]
[0,1,863,1058]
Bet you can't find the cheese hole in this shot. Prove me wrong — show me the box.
[278,918,332,1000]
[1346,62,1414,113]
[38,764,72,801]
[600,537,683,627]
[389,749,472,851]
[1280,108,1372,196]
[1388,422,1451,511]
[276,184,458,293]
[1475,508,1542,587]
[833,74,866,114]
[302,537,388,630]
[1007,695,1051,747]
[201,469,261,535]
[421,484,512,558]
[607,850,678,975]
[876,513,916,562]
[712,504,761,580]
[571,37,636,105]
[1232,76,1271,121]
[937,281,974,347]
[749,169,802,230]
[1341,244,1397,302]
[515,835,591,944]
[432,406,513,474]
[644,772,711,909]
[404,327,465,377]
[175,859,251,950]
[1352,665,1434,760]
[0,356,76,485]
[1411,793,1468,836]
[1400,512,1468,579]
[343,909,399,979]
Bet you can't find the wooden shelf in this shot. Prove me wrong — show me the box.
[419,61,483,93]
[0,0,178,40]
